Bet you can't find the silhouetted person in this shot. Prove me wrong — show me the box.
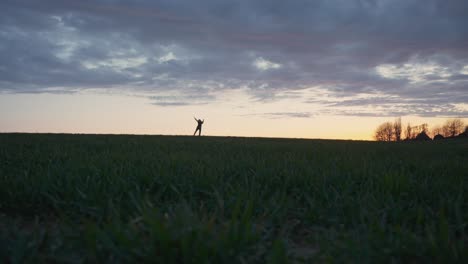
[193,117,204,136]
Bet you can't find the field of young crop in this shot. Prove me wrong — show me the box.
[0,133,467,263]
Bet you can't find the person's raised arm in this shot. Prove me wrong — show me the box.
[194,117,198,122]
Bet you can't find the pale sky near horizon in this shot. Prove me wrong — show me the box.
[1,92,466,140]
[1,0,467,140]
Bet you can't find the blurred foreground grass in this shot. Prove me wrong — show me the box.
[0,133,467,263]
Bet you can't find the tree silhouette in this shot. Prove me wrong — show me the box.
[375,118,466,141]
[375,122,393,141]
[442,118,464,137]
[393,117,402,141]
[405,123,413,140]
[431,125,443,138]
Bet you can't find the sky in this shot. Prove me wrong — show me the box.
[1,0,468,140]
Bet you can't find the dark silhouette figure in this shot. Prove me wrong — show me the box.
[193,117,204,136]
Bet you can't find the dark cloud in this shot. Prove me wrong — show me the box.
[1,0,468,116]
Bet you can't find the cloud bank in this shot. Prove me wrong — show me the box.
[1,0,467,116]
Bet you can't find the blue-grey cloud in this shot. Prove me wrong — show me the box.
[1,0,468,117]
[241,112,314,119]
[149,94,216,106]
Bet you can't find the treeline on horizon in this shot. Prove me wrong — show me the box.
[374,118,467,141]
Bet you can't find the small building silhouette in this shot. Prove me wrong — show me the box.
[415,131,431,141]
[457,129,467,138]
[433,134,444,140]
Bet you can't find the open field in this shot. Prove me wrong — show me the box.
[0,133,467,263]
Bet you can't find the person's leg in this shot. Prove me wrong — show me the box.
[199,127,202,136]
[194,128,198,136]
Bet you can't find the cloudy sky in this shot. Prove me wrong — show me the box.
[1,0,467,139]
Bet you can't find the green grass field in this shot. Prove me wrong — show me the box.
[0,133,467,263]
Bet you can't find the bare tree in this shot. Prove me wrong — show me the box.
[432,125,443,137]
[376,119,465,141]
[442,124,451,137]
[420,123,428,133]
[393,117,402,141]
[375,122,393,141]
[442,118,465,137]
[405,123,412,140]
